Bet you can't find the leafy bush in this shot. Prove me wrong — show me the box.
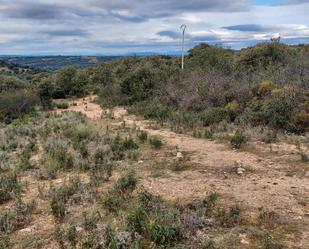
[0,174,22,204]
[121,66,158,103]
[199,108,228,127]
[0,76,27,92]
[0,90,38,123]
[149,136,163,149]
[115,170,138,194]
[230,130,248,149]
[225,100,240,121]
[0,198,36,234]
[258,80,276,97]
[55,101,69,109]
[137,131,148,143]
[50,198,66,222]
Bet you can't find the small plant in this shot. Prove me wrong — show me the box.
[0,174,22,204]
[262,131,277,144]
[149,136,163,149]
[50,197,66,222]
[115,170,138,194]
[105,224,118,249]
[126,205,147,234]
[123,137,139,150]
[230,130,248,149]
[55,101,69,109]
[0,235,11,249]
[170,161,190,172]
[204,128,214,139]
[138,131,148,143]
[216,205,241,227]
[103,191,123,213]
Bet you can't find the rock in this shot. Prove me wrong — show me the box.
[176,151,183,159]
[239,234,250,245]
[237,167,246,175]
[138,160,144,164]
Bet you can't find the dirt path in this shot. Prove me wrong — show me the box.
[60,95,309,246]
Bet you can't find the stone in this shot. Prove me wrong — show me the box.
[237,167,246,175]
[176,151,183,159]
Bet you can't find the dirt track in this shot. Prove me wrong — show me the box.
[60,95,309,247]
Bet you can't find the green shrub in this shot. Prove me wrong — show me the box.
[142,101,170,123]
[258,80,276,97]
[216,205,241,227]
[0,199,36,234]
[199,108,228,127]
[292,110,309,133]
[149,209,182,246]
[138,131,148,143]
[92,148,114,180]
[103,191,123,213]
[55,101,69,109]
[123,137,139,150]
[225,100,240,121]
[230,130,248,149]
[149,136,163,149]
[50,197,66,222]
[115,171,138,194]
[121,66,157,103]
[0,90,38,123]
[105,224,118,249]
[0,174,22,204]
[44,138,74,171]
[126,205,147,234]
[0,235,11,249]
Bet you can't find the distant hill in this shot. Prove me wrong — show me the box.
[1,56,121,71]
[0,59,38,76]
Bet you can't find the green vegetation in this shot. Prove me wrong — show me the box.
[0,42,307,248]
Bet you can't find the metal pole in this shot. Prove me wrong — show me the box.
[180,24,186,70]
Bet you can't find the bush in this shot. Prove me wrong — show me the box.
[0,235,11,249]
[199,108,228,127]
[121,66,158,103]
[50,198,66,222]
[224,100,240,121]
[0,198,36,234]
[230,130,248,149]
[292,110,309,132]
[126,205,147,234]
[0,90,38,123]
[55,101,69,109]
[137,131,148,142]
[258,80,276,97]
[149,136,163,149]
[0,174,22,204]
[115,171,138,194]
[0,76,27,92]
[92,148,114,180]
[140,101,171,122]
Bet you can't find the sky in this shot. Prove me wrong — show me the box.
[0,0,308,55]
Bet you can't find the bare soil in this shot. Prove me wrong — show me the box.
[54,95,309,247]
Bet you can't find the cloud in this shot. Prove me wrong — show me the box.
[157,31,181,39]
[222,24,273,32]
[42,29,89,37]
[0,0,307,54]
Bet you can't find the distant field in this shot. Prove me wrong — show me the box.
[1,56,121,71]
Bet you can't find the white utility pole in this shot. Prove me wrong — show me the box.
[180,24,187,70]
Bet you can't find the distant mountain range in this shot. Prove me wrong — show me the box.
[0,56,123,71]
[0,52,182,71]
